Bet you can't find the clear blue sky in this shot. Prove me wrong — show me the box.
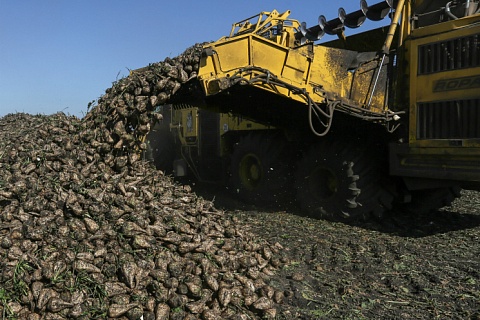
[0,1,384,118]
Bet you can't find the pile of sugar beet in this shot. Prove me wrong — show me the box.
[0,44,287,319]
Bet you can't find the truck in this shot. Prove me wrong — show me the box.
[144,0,480,221]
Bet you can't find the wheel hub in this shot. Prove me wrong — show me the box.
[309,166,338,200]
[239,153,263,190]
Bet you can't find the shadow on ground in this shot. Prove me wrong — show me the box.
[190,181,480,238]
[352,208,480,237]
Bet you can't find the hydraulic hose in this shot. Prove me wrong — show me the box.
[445,2,459,19]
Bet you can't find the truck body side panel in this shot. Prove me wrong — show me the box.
[390,15,480,183]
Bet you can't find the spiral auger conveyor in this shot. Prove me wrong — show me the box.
[298,0,395,43]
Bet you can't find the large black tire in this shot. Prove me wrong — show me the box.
[144,127,175,174]
[402,187,461,214]
[229,132,293,206]
[294,139,394,221]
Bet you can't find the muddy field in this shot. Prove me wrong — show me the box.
[194,184,480,319]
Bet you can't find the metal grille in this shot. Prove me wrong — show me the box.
[418,34,480,74]
[417,99,480,139]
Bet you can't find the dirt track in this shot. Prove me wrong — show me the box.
[194,184,480,319]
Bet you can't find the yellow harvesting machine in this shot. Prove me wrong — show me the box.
[149,0,480,221]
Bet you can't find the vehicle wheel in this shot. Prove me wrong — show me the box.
[402,187,461,214]
[230,132,293,206]
[144,126,175,174]
[294,139,394,221]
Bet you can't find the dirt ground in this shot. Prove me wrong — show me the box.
[193,184,480,319]
[0,111,478,319]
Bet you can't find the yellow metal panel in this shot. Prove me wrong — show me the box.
[309,45,389,111]
[309,46,348,99]
[408,21,480,146]
[411,13,480,37]
[416,67,480,102]
[198,55,217,79]
[412,139,480,148]
[282,47,308,84]
[182,109,198,139]
[218,113,271,157]
[251,37,287,75]
[214,37,250,73]
[219,113,270,133]
[199,21,389,115]
[390,143,480,181]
